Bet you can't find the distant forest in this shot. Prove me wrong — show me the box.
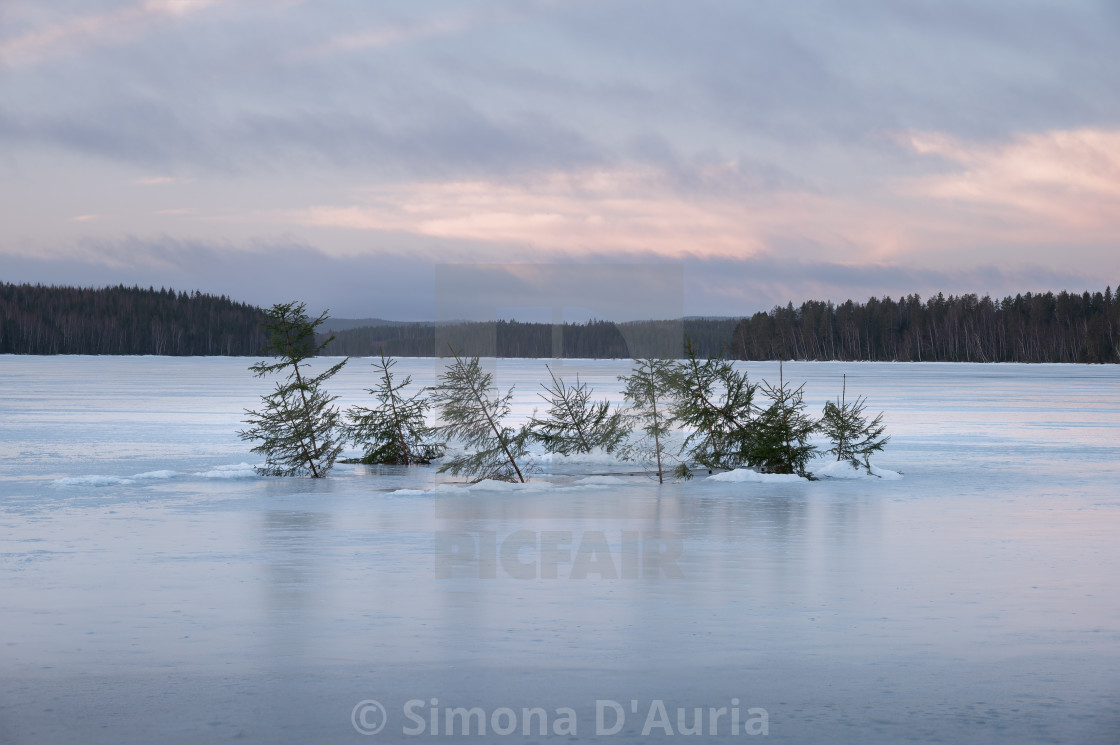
[2,282,1118,362]
[319,319,737,359]
[0,283,266,355]
[731,289,1120,363]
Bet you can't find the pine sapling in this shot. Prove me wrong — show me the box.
[751,361,817,477]
[431,348,530,482]
[529,364,629,455]
[666,339,758,475]
[620,358,677,483]
[345,352,443,465]
[239,301,347,477]
[820,373,889,473]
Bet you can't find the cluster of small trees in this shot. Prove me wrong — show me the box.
[617,343,887,482]
[240,303,889,481]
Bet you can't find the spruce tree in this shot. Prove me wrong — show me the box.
[431,348,530,482]
[239,302,347,477]
[344,352,443,465]
[665,339,758,475]
[751,362,817,477]
[619,358,676,483]
[820,373,889,473]
[529,364,629,455]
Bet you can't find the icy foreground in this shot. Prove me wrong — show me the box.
[1,357,1119,744]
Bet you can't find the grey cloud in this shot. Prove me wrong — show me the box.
[6,0,1118,184]
[553,0,1120,142]
[5,238,1110,323]
[1,237,438,319]
[2,0,1116,313]
[681,254,1110,317]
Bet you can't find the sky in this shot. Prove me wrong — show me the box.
[2,0,1119,321]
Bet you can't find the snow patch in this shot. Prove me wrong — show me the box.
[54,475,134,487]
[814,461,902,480]
[870,464,903,480]
[194,463,258,479]
[707,469,805,483]
[131,470,179,480]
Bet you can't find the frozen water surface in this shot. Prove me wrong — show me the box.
[1,356,1118,744]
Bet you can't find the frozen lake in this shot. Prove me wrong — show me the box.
[1,356,1118,744]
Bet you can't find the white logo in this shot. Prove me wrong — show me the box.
[352,700,388,735]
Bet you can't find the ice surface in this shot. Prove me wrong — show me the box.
[2,356,1119,744]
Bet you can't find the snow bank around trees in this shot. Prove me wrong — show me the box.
[813,460,902,480]
[707,459,902,483]
[194,463,258,479]
[707,470,805,483]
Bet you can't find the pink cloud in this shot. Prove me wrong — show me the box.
[279,165,963,269]
[0,0,231,67]
[898,128,1120,242]
[258,128,1120,278]
[291,0,565,60]
[282,168,811,259]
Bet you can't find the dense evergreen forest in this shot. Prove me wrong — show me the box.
[0,283,266,355]
[3,282,1118,362]
[731,289,1120,363]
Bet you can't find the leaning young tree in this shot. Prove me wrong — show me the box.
[820,373,889,473]
[751,362,818,477]
[239,301,347,478]
[666,339,758,476]
[529,364,629,456]
[344,352,444,465]
[619,358,677,484]
[431,348,530,482]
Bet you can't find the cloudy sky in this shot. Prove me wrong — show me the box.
[2,0,1118,320]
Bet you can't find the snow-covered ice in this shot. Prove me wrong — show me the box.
[708,468,806,483]
[2,356,1119,744]
[812,459,903,480]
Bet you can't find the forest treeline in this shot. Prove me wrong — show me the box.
[3,282,1119,362]
[0,283,266,355]
[318,319,740,359]
[731,289,1120,363]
